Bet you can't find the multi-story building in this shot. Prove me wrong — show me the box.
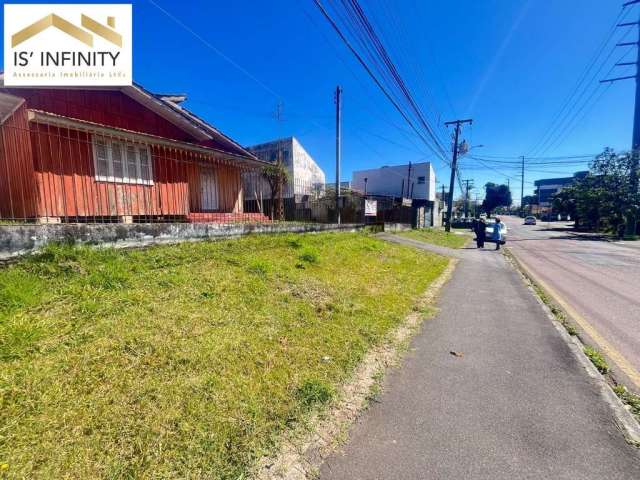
[244,137,325,200]
[534,171,588,205]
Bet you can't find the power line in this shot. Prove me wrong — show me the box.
[313,0,450,164]
[526,5,630,156]
[298,2,436,159]
[535,45,633,157]
[147,0,282,100]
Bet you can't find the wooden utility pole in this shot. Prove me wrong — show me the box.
[444,118,473,231]
[463,179,474,218]
[335,86,342,224]
[520,156,525,218]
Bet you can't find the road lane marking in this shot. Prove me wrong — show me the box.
[508,249,640,390]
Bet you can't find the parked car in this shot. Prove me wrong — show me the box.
[484,219,508,242]
[524,216,537,225]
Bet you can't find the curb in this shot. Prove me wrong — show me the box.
[505,248,640,446]
[255,255,459,479]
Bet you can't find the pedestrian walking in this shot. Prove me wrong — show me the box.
[475,217,486,248]
[492,217,505,250]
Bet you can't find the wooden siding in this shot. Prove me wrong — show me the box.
[28,124,246,218]
[3,88,196,142]
[0,88,253,221]
[0,104,38,219]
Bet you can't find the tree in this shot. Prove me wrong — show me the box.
[262,156,290,221]
[521,195,538,215]
[552,148,639,236]
[482,183,512,216]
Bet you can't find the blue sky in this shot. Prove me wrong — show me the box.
[2,1,637,200]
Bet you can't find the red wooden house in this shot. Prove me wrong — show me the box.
[0,76,269,223]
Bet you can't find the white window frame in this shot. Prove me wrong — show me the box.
[92,135,153,186]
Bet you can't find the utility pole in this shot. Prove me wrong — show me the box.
[520,156,525,218]
[406,161,412,198]
[601,0,640,235]
[440,183,447,220]
[335,86,342,224]
[444,118,473,231]
[463,179,474,218]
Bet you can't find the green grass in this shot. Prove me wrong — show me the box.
[530,283,577,336]
[584,346,610,374]
[0,232,448,479]
[613,385,640,419]
[396,228,469,249]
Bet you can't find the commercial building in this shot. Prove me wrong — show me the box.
[534,171,588,203]
[351,162,436,200]
[244,137,325,200]
[351,162,440,226]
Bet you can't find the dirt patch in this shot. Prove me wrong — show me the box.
[256,258,458,479]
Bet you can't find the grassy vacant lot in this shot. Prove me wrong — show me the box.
[397,228,470,249]
[0,232,448,479]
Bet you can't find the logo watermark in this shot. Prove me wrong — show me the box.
[4,4,132,86]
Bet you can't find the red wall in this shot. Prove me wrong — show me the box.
[3,88,196,142]
[0,88,246,220]
[28,123,199,218]
[0,103,38,219]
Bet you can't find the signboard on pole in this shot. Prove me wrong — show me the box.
[365,199,377,216]
[402,197,413,207]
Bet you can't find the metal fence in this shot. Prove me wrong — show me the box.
[0,119,414,226]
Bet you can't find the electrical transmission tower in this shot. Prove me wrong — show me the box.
[601,0,640,235]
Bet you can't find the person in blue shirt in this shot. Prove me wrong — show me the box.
[492,217,504,250]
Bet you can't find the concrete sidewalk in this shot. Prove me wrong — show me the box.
[320,235,640,479]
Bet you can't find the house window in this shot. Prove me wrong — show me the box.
[92,136,153,185]
[417,176,426,184]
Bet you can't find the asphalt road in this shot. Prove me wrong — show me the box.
[502,216,640,390]
[321,236,640,480]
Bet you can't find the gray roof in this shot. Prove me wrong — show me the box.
[0,92,24,125]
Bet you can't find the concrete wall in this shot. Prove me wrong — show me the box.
[382,222,412,232]
[292,137,325,196]
[0,222,365,261]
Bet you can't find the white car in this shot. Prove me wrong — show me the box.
[484,219,507,241]
[524,216,537,225]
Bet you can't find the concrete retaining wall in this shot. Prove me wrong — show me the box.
[382,222,412,232]
[0,222,365,260]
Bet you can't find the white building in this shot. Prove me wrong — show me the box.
[244,137,325,199]
[351,162,436,201]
